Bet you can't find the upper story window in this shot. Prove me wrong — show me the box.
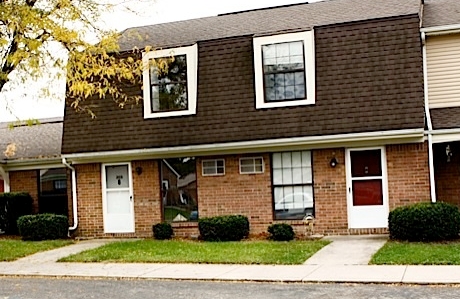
[253,31,315,109]
[142,44,198,118]
[240,157,264,174]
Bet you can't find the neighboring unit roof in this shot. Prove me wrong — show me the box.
[430,107,460,129]
[0,118,63,162]
[118,0,422,51]
[423,0,460,28]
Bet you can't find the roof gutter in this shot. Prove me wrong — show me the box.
[421,24,460,35]
[421,31,437,203]
[2,157,63,171]
[62,157,78,232]
[62,128,425,164]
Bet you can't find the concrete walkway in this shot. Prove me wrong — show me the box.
[2,236,460,284]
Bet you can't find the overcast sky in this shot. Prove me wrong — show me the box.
[0,0,320,122]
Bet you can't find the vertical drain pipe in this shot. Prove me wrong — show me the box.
[62,158,78,231]
[421,31,437,203]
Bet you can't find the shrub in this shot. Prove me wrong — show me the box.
[198,215,249,241]
[389,202,460,242]
[152,223,173,240]
[17,214,68,241]
[0,192,33,235]
[268,223,295,241]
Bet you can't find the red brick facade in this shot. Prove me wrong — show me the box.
[69,142,432,239]
[387,142,431,209]
[9,170,39,213]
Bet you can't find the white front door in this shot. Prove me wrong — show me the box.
[102,163,135,233]
[346,147,389,229]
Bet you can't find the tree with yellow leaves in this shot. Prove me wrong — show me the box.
[0,0,150,116]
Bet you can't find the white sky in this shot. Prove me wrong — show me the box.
[0,0,319,122]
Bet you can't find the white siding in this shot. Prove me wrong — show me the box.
[427,34,460,108]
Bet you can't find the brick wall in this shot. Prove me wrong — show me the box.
[196,154,273,235]
[74,164,104,237]
[132,160,161,237]
[74,161,162,238]
[9,170,39,213]
[386,142,431,209]
[0,178,4,193]
[434,141,460,206]
[72,143,431,238]
[312,148,348,235]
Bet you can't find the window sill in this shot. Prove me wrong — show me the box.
[256,99,315,109]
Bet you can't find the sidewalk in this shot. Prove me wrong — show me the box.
[2,236,460,284]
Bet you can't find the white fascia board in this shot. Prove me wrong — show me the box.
[429,128,460,143]
[63,129,424,164]
[421,24,460,35]
[3,158,64,171]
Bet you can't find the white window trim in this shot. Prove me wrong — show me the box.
[142,44,198,119]
[253,31,315,109]
[202,159,225,176]
[239,157,264,174]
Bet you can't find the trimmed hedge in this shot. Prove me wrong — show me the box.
[17,214,68,241]
[198,215,249,241]
[389,202,460,242]
[153,222,173,240]
[268,223,295,241]
[0,192,33,235]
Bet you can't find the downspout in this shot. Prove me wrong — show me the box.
[421,31,437,203]
[0,164,10,192]
[62,158,78,231]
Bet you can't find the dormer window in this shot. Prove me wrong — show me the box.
[142,45,198,118]
[253,31,315,109]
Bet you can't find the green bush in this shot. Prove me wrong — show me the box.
[152,222,173,240]
[17,214,68,241]
[198,215,249,241]
[268,223,295,241]
[0,192,33,235]
[389,202,460,242]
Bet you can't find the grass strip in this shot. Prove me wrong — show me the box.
[371,241,460,265]
[0,239,73,261]
[60,239,330,265]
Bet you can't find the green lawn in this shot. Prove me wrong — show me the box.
[59,239,330,264]
[0,239,73,261]
[371,241,460,265]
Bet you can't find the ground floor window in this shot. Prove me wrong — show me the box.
[38,168,68,215]
[161,158,198,222]
[272,151,313,220]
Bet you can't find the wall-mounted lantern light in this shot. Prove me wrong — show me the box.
[330,157,338,168]
[135,166,143,175]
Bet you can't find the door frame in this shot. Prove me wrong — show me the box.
[345,146,389,229]
[101,162,135,233]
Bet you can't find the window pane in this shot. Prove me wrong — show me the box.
[301,151,311,166]
[265,87,276,102]
[276,43,290,58]
[302,167,312,184]
[282,167,292,184]
[262,44,276,58]
[151,54,188,113]
[106,165,129,189]
[273,169,283,185]
[272,151,313,220]
[162,158,198,222]
[282,152,292,168]
[272,153,282,168]
[289,41,303,55]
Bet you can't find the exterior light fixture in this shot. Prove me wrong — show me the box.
[330,157,338,168]
[135,166,143,175]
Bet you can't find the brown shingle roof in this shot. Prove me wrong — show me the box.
[423,0,460,28]
[0,118,63,161]
[430,107,460,129]
[118,0,422,51]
